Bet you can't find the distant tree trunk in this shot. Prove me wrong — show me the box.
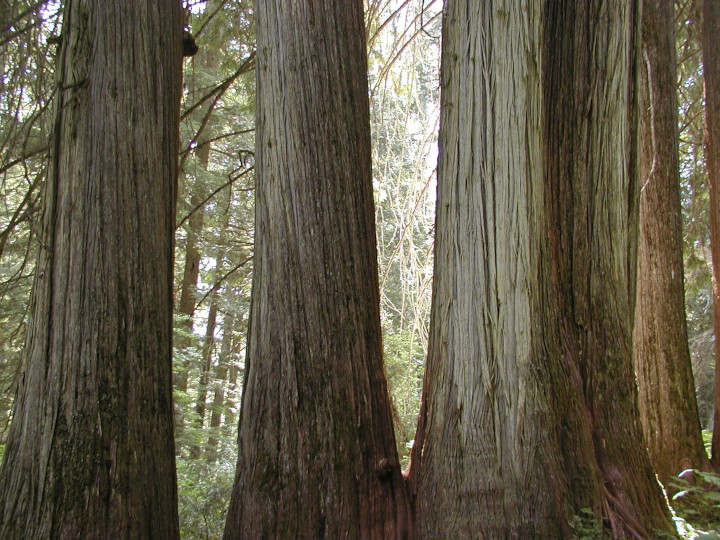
[175,150,208,395]
[176,45,219,347]
[0,1,183,538]
[634,0,709,483]
[222,1,411,537]
[194,207,231,436]
[174,141,209,437]
[175,40,218,391]
[177,188,205,335]
[701,0,720,469]
[195,297,218,429]
[223,313,244,432]
[206,310,234,461]
[409,1,673,537]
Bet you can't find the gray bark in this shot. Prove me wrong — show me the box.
[410,2,563,537]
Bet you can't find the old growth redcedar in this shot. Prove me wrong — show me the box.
[0,1,183,537]
[222,1,411,538]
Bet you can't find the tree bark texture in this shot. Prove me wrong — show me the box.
[410,2,567,537]
[223,1,412,538]
[409,1,673,537]
[701,0,720,469]
[0,1,183,538]
[634,0,708,483]
[543,0,673,535]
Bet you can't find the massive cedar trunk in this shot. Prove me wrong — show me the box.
[222,1,411,538]
[701,0,720,469]
[0,1,183,538]
[543,0,672,535]
[409,1,673,537]
[409,2,567,536]
[634,0,708,483]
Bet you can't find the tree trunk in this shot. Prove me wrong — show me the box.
[195,297,218,429]
[409,2,568,536]
[543,0,673,535]
[0,1,183,538]
[701,0,720,469]
[223,313,244,432]
[194,208,231,436]
[175,42,219,392]
[177,189,205,335]
[409,1,673,537]
[175,148,208,396]
[634,0,709,483]
[206,310,234,461]
[223,0,411,538]
[174,140,209,435]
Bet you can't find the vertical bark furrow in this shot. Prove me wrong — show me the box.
[701,0,720,470]
[414,2,565,537]
[413,1,674,537]
[543,0,674,536]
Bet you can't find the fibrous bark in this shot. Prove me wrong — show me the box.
[701,0,720,469]
[0,1,183,538]
[222,1,411,538]
[543,1,673,535]
[409,2,565,537]
[634,0,708,484]
[409,1,674,537]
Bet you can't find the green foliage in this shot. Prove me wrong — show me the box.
[383,330,424,466]
[670,470,720,535]
[368,1,441,470]
[177,448,236,540]
[0,0,60,445]
[173,2,254,536]
[702,430,713,458]
[569,508,606,540]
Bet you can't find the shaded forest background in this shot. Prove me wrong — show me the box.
[0,0,716,537]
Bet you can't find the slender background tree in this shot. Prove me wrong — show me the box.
[701,0,720,468]
[0,0,59,447]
